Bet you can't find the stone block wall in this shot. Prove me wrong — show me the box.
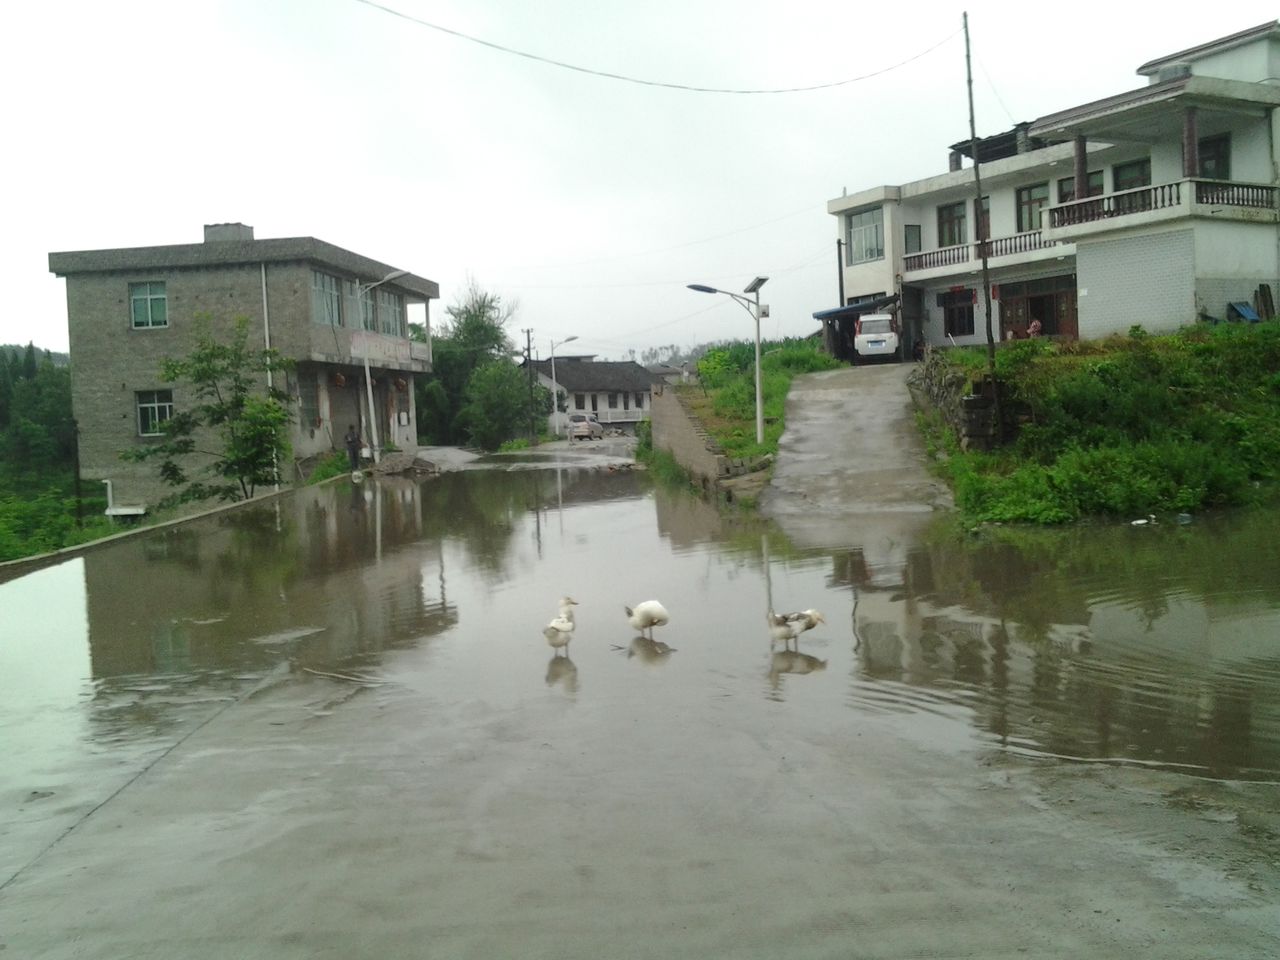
[648,384,729,489]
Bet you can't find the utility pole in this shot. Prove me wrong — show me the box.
[523,328,536,445]
[965,11,1001,436]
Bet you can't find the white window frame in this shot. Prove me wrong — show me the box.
[312,271,344,326]
[136,389,173,436]
[378,288,404,336]
[129,281,168,329]
[845,208,884,264]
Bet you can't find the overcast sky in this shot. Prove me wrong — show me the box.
[6,1,1277,358]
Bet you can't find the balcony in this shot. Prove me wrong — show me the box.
[1046,178,1276,239]
[580,407,649,424]
[902,230,1060,277]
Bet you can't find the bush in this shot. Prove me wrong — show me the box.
[307,451,350,484]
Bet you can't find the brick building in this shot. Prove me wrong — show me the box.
[49,223,438,514]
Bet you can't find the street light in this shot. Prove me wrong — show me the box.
[687,276,768,444]
[354,269,408,465]
[549,335,578,437]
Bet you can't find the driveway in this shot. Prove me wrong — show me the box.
[760,362,952,548]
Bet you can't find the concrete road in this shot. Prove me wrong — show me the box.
[761,362,953,548]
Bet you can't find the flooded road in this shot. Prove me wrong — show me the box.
[2,467,1279,957]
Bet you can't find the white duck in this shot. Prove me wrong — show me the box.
[625,600,670,638]
[543,596,578,654]
[767,609,826,646]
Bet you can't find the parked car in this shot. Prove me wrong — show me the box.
[569,413,604,440]
[853,313,901,362]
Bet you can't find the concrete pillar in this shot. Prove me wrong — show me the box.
[1074,135,1088,199]
[1182,107,1199,178]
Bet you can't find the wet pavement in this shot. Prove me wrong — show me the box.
[2,430,1280,957]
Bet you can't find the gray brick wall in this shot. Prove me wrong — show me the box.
[1077,230,1196,337]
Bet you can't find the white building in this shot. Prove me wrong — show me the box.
[823,21,1280,359]
[524,357,657,436]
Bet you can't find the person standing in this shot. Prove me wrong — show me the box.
[344,424,362,471]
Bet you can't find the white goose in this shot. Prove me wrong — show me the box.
[543,596,578,654]
[767,609,826,646]
[625,600,669,639]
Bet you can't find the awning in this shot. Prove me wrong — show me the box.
[812,293,900,323]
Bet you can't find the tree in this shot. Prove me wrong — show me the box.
[122,315,293,505]
[456,360,551,451]
[412,279,515,444]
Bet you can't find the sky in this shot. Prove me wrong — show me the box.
[5,0,1278,360]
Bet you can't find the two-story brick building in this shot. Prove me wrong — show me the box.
[49,223,438,514]
[822,21,1280,359]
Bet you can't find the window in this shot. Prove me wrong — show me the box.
[607,392,618,409]
[1113,158,1151,191]
[1199,134,1230,180]
[845,207,884,264]
[939,290,975,337]
[975,197,990,242]
[1016,183,1049,232]
[348,281,375,331]
[298,369,319,426]
[312,271,343,326]
[378,289,404,336]
[136,390,173,436]
[574,393,585,410]
[129,282,167,328]
[634,392,644,409]
[622,392,630,410]
[1057,171,1103,203]
[904,225,922,255]
[937,202,966,247]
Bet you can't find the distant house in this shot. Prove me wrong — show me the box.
[49,223,438,515]
[821,21,1280,359]
[523,356,657,436]
[646,362,693,385]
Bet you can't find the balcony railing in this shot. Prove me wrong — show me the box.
[903,231,1054,273]
[1195,180,1275,208]
[575,407,649,423]
[1050,179,1276,229]
[902,244,969,272]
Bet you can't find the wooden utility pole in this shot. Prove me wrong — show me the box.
[964,12,1002,435]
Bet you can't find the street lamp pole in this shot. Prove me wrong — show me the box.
[687,276,768,444]
[549,335,578,437]
[354,269,408,465]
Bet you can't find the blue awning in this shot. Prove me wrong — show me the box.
[813,293,900,323]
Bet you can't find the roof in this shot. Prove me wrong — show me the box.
[527,359,657,392]
[813,294,900,323]
[48,235,439,300]
[1137,20,1279,76]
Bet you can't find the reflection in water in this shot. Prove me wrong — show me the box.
[545,654,579,694]
[626,637,676,664]
[4,464,1280,882]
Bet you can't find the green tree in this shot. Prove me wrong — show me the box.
[456,360,551,451]
[412,280,515,444]
[122,315,293,505]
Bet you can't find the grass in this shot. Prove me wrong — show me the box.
[929,321,1280,524]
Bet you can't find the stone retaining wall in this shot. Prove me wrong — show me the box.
[649,384,763,488]
[914,347,1020,451]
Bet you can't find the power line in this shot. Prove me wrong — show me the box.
[353,0,959,95]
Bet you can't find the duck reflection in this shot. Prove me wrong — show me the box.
[627,636,676,664]
[768,648,828,691]
[545,654,579,693]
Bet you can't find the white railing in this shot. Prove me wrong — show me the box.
[573,407,649,423]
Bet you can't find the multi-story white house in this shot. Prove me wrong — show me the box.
[524,357,657,436]
[50,223,437,514]
[823,21,1280,359]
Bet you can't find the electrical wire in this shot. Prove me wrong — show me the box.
[353,0,960,95]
